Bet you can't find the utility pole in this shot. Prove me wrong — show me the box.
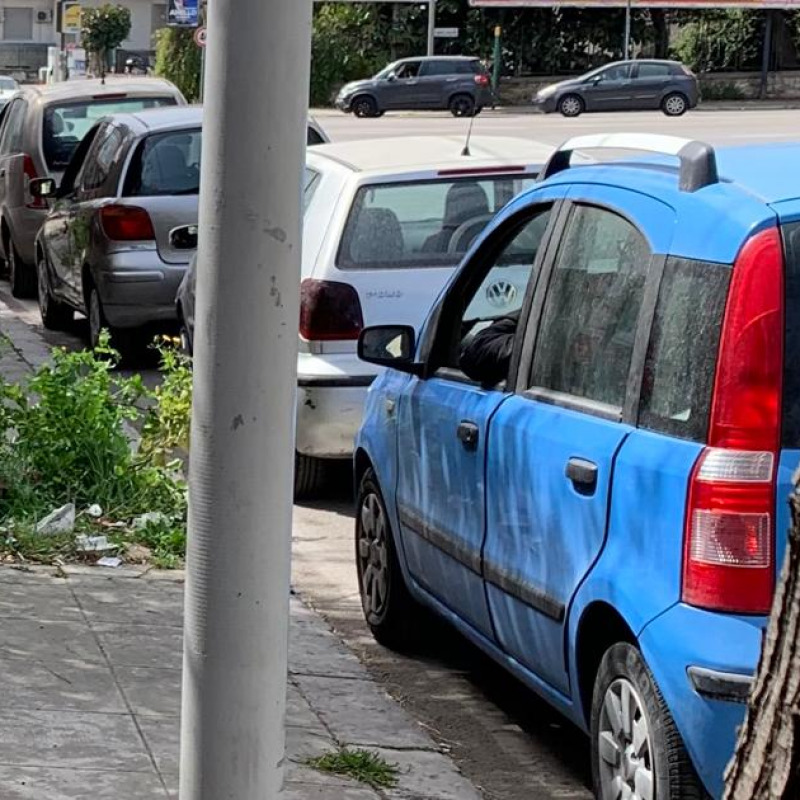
[623,0,632,60]
[760,10,775,100]
[178,0,312,798]
[427,0,436,56]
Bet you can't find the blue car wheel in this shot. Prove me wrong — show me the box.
[591,643,707,800]
[356,468,423,651]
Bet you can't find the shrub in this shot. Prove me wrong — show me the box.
[154,27,202,102]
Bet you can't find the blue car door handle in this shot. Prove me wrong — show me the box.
[457,420,479,451]
[566,457,598,491]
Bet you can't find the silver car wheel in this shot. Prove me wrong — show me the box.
[357,492,389,617]
[598,678,654,800]
[664,94,687,116]
[560,95,582,117]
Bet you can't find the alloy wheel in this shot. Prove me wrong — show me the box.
[357,492,389,617]
[451,97,474,117]
[597,678,654,800]
[560,96,582,117]
[664,95,687,116]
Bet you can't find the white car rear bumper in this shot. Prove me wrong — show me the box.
[295,352,378,459]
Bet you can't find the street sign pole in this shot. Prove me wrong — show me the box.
[178,0,312,798]
[427,0,437,55]
[624,0,631,59]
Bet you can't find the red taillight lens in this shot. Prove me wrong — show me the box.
[23,154,46,210]
[100,205,156,242]
[475,74,490,87]
[709,227,784,451]
[683,449,775,614]
[299,279,363,342]
[682,226,783,615]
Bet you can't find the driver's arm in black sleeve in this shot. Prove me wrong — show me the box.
[459,309,520,386]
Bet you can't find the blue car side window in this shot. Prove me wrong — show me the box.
[529,204,649,408]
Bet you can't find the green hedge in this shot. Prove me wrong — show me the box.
[154,27,202,103]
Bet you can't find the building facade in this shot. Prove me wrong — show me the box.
[0,0,168,76]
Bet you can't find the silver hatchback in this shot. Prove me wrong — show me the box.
[0,78,185,297]
[34,106,202,352]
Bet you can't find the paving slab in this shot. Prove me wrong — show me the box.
[0,708,152,772]
[0,565,481,799]
[0,766,168,800]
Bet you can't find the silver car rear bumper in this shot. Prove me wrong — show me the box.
[95,249,187,329]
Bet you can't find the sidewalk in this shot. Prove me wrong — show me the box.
[0,565,482,800]
[0,300,484,799]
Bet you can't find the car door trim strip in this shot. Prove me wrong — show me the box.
[398,506,482,575]
[398,505,566,622]
[483,561,566,623]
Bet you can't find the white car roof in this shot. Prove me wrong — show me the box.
[308,136,554,175]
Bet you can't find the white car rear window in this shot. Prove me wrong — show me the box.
[337,175,536,270]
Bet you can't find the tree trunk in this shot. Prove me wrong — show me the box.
[650,9,670,60]
[723,480,800,799]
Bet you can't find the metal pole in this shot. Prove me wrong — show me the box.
[624,0,631,60]
[492,25,501,95]
[760,10,774,100]
[178,0,312,796]
[427,0,436,56]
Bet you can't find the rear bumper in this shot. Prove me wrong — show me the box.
[639,603,763,799]
[295,352,378,459]
[95,250,187,329]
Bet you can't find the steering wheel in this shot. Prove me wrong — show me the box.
[447,213,494,255]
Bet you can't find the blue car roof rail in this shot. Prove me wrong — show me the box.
[540,133,719,193]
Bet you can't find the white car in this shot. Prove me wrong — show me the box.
[0,76,19,109]
[178,135,556,497]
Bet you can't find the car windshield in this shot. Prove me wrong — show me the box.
[337,174,537,270]
[0,78,17,92]
[42,96,177,171]
[124,127,202,196]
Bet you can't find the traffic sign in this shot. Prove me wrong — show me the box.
[194,26,207,48]
[434,26,459,37]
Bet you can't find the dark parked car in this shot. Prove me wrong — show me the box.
[532,59,698,117]
[335,56,493,118]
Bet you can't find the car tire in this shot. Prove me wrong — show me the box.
[449,93,476,118]
[177,304,193,356]
[591,643,706,800]
[294,452,327,500]
[37,252,73,331]
[662,92,689,117]
[356,467,421,651]
[86,279,137,359]
[558,94,584,118]
[8,237,36,299]
[352,95,378,119]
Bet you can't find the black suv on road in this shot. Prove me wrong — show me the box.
[336,56,494,118]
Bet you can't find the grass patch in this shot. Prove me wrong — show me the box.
[0,334,192,569]
[306,748,399,789]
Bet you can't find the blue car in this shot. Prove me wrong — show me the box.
[353,133,800,800]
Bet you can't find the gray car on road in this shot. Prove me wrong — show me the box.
[0,77,185,298]
[336,56,493,118]
[33,105,202,352]
[532,59,699,117]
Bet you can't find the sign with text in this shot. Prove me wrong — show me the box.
[59,2,82,34]
[168,0,199,27]
[434,27,460,37]
[471,0,800,6]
